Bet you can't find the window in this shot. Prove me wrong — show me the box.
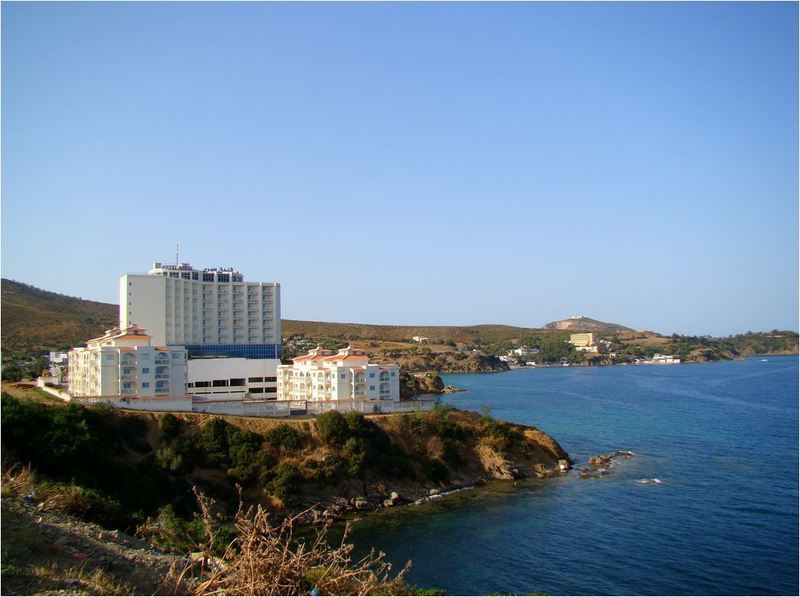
[370,373,375,378]
[264,387,277,394]
[370,385,375,391]
[142,382,150,388]
[250,387,264,393]
[341,373,346,379]
[187,382,194,388]
[391,371,396,377]
[266,376,277,382]
[142,368,149,374]
[248,377,264,383]
[230,378,246,386]
[195,381,211,388]
[212,380,228,387]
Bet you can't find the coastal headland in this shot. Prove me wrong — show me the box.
[1,385,570,592]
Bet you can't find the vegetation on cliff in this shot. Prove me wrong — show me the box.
[1,392,569,535]
[1,390,568,594]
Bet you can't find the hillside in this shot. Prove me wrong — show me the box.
[282,320,548,346]
[2,280,794,372]
[1,388,570,531]
[1,279,117,354]
[542,316,634,333]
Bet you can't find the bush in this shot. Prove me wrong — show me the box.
[264,424,302,451]
[156,446,185,473]
[316,411,348,445]
[159,413,182,442]
[267,464,300,501]
[43,482,128,530]
[161,490,410,595]
[482,420,517,450]
[343,437,367,477]
[192,418,231,467]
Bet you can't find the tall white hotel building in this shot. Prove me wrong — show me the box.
[120,263,281,399]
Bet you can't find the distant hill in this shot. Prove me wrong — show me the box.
[1,279,118,354]
[542,316,634,333]
[1,279,558,354]
[281,320,548,346]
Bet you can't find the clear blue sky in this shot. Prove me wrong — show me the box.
[2,2,797,337]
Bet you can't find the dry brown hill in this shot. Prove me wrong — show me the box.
[542,316,634,333]
[1,279,117,354]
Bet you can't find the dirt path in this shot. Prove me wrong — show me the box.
[1,496,177,595]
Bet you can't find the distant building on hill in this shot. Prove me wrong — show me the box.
[569,333,595,347]
[67,326,187,398]
[412,336,430,344]
[569,333,598,353]
[277,346,400,402]
[510,346,539,357]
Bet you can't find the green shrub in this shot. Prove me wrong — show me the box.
[267,464,300,500]
[343,437,367,477]
[316,411,348,445]
[264,424,302,451]
[192,418,231,467]
[156,446,185,473]
[43,482,128,530]
[159,412,182,442]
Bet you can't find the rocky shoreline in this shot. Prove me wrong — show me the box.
[295,456,573,525]
[578,450,635,479]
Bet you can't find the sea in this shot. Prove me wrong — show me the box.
[347,356,799,595]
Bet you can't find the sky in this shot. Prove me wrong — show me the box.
[2,2,797,337]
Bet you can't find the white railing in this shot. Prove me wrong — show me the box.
[60,390,437,418]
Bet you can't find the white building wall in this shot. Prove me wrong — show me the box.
[277,348,401,402]
[121,275,167,345]
[121,266,280,348]
[187,358,279,399]
[68,344,187,398]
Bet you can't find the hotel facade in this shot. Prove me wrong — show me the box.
[278,346,400,402]
[121,262,280,358]
[68,326,187,398]
[121,262,282,399]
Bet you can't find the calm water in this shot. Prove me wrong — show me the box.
[348,357,799,595]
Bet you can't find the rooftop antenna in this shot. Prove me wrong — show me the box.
[176,243,180,265]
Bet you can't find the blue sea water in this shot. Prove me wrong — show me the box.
[347,357,799,595]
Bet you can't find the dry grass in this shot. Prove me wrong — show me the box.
[2,462,38,500]
[163,488,409,596]
[27,562,135,596]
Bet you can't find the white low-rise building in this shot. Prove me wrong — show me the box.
[278,346,400,402]
[187,357,278,401]
[510,346,539,357]
[68,326,187,398]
